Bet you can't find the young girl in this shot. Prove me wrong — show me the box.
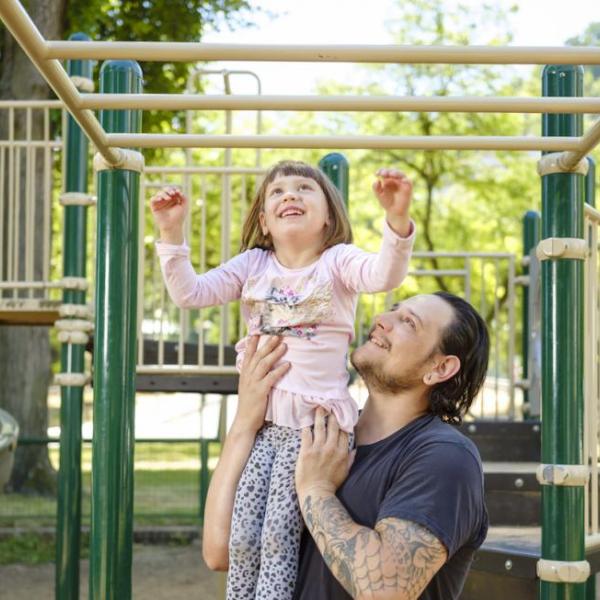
[151,160,415,599]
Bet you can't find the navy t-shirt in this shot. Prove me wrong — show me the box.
[293,414,488,600]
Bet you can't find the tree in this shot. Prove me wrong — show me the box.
[567,23,600,79]
[0,0,253,495]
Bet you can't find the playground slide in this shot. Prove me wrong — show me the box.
[0,408,18,492]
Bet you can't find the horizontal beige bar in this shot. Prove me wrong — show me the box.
[0,0,119,164]
[80,94,600,114]
[108,133,582,151]
[0,99,63,108]
[562,119,600,168]
[410,269,467,276]
[0,140,61,147]
[585,204,600,224]
[145,166,266,175]
[413,251,514,258]
[136,365,237,375]
[0,281,61,289]
[44,42,600,65]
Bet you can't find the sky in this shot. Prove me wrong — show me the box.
[200,0,600,95]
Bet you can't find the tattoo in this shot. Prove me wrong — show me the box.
[302,494,446,599]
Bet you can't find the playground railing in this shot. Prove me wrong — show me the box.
[0,100,68,323]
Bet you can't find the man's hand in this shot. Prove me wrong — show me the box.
[233,335,290,435]
[372,168,413,238]
[295,408,354,502]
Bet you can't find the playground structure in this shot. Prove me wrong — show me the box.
[1,0,600,599]
[0,408,19,491]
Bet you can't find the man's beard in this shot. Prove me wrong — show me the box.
[350,346,424,395]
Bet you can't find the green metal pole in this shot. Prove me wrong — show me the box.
[522,210,540,417]
[318,152,349,208]
[586,158,596,208]
[89,60,143,600]
[540,64,586,600]
[55,32,93,600]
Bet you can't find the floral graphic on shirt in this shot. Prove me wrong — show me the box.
[242,274,333,340]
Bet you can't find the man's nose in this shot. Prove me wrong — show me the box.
[374,313,392,331]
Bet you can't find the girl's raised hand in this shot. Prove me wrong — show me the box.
[150,187,188,238]
[372,168,413,237]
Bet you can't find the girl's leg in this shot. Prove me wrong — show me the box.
[226,425,276,600]
[255,426,303,600]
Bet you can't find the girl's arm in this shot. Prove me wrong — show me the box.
[333,169,416,294]
[202,335,290,570]
[157,244,252,308]
[333,220,415,294]
[152,186,250,308]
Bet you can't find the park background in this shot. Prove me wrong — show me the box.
[1,0,600,597]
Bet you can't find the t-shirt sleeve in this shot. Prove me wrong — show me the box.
[331,219,416,294]
[376,441,487,559]
[155,242,254,308]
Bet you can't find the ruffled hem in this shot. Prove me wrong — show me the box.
[266,387,358,434]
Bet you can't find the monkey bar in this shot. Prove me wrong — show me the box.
[2,0,600,169]
[80,94,600,113]
[42,41,600,65]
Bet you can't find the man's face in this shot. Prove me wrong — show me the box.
[351,294,456,394]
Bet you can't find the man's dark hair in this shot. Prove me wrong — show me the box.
[429,292,490,425]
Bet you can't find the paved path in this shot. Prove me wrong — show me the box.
[0,540,224,600]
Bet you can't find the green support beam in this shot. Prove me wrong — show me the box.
[89,60,143,600]
[521,210,540,417]
[540,64,587,600]
[319,152,349,208]
[55,32,93,600]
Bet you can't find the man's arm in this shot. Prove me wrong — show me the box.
[301,490,446,600]
[202,335,289,570]
[296,410,447,600]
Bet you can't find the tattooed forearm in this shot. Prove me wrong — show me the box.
[302,493,447,599]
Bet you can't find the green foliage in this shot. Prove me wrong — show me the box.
[566,22,600,79]
[63,0,257,163]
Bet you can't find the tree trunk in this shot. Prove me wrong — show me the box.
[0,0,67,495]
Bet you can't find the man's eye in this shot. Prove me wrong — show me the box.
[403,317,416,330]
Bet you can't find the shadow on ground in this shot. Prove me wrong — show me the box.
[0,540,223,600]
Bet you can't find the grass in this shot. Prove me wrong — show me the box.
[0,441,222,529]
[0,532,66,565]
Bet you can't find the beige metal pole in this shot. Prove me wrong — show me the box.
[79,93,600,114]
[562,119,600,169]
[107,133,582,151]
[0,0,119,164]
[45,41,600,65]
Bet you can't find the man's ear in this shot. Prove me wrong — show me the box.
[259,211,268,235]
[423,355,460,386]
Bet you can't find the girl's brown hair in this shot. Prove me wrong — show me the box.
[240,160,353,252]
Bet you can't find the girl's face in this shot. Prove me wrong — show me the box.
[260,174,330,247]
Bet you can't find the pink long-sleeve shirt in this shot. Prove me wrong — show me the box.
[156,220,415,432]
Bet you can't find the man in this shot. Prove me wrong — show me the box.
[203,292,489,600]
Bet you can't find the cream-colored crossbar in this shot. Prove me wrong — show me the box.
[145,166,266,175]
[107,133,581,151]
[44,42,600,65]
[135,365,237,375]
[79,94,600,114]
[0,0,119,165]
[562,119,600,170]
